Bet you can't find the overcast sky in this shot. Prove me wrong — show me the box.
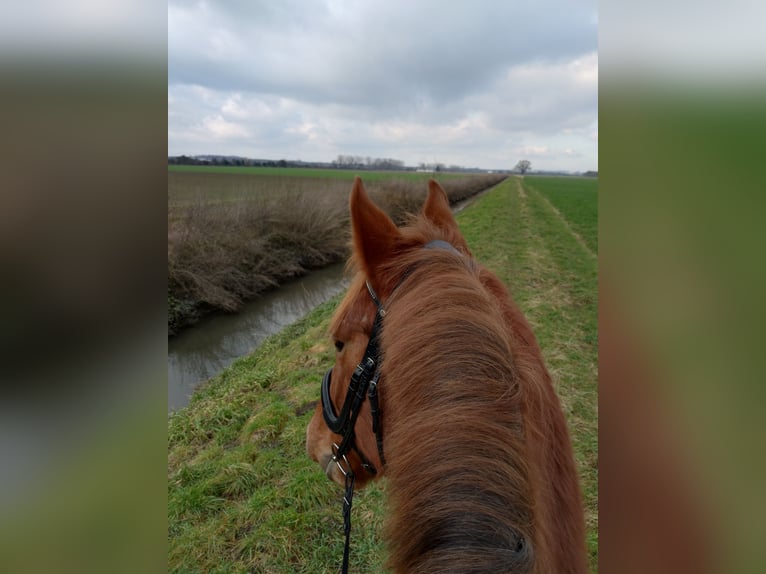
[168,0,598,172]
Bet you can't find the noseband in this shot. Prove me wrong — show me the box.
[319,239,460,574]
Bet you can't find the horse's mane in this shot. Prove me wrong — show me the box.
[335,213,586,573]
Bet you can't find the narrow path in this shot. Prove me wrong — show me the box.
[521,177,597,260]
[507,177,596,385]
[509,178,576,330]
[451,180,497,213]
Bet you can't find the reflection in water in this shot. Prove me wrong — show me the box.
[168,264,347,412]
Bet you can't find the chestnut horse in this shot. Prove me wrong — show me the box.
[306,178,587,573]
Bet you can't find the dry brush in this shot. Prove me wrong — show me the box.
[168,174,506,334]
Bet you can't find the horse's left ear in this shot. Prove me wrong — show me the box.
[422,179,471,253]
[350,177,401,290]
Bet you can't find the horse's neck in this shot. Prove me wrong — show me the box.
[380,276,537,571]
[379,269,587,573]
[491,273,589,574]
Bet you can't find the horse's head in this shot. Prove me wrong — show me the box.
[305,176,469,487]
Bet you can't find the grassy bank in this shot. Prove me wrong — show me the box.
[168,172,506,335]
[168,176,598,572]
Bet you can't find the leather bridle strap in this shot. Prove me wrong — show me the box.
[366,371,385,466]
[322,308,383,465]
[321,281,386,574]
[321,279,387,472]
[341,468,355,574]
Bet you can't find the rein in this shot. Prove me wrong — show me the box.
[320,239,460,574]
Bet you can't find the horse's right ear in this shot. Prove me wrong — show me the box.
[423,179,471,253]
[422,179,454,231]
[350,177,400,287]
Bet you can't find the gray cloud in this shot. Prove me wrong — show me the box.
[169,0,598,171]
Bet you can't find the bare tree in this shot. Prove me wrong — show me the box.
[514,159,531,174]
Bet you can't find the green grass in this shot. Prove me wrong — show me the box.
[524,176,598,255]
[168,176,598,572]
[168,164,469,181]
[167,171,347,208]
[167,300,386,573]
[167,167,472,209]
[168,170,499,209]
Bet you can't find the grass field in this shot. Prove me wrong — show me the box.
[168,172,349,208]
[168,169,478,208]
[167,176,598,572]
[168,164,474,181]
[523,176,598,255]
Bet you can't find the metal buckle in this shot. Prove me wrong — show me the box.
[331,442,352,477]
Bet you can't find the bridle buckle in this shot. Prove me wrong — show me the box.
[331,442,352,478]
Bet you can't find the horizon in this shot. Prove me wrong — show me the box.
[169,1,598,174]
[167,153,597,174]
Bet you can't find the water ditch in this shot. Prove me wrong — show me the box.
[167,183,494,413]
[168,263,348,412]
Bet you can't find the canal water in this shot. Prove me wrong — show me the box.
[168,263,347,412]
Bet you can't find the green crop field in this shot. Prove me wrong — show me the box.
[168,171,349,208]
[168,169,473,208]
[167,176,598,572]
[523,176,598,255]
[168,164,472,181]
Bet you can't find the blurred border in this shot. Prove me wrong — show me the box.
[0,2,167,573]
[600,1,766,572]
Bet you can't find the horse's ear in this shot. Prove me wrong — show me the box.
[350,177,400,286]
[422,179,471,253]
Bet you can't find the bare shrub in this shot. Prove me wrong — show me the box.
[368,179,426,225]
[168,172,506,333]
[440,174,507,203]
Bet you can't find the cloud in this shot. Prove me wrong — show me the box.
[202,114,251,139]
[168,0,598,171]
[470,51,598,134]
[169,1,596,103]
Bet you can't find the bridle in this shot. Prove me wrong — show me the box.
[319,239,459,574]
[320,279,386,574]
[321,279,387,477]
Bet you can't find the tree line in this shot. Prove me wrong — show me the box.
[331,155,405,170]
